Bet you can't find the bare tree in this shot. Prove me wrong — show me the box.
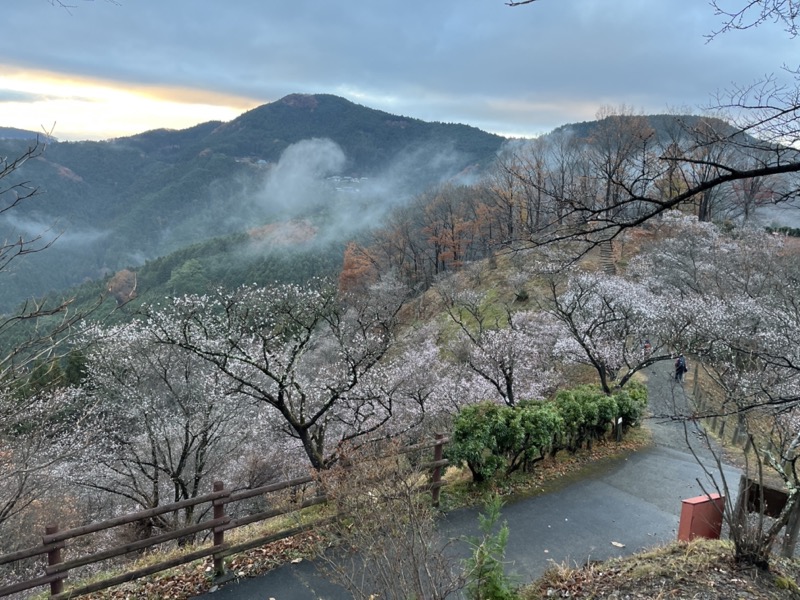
[708,0,800,38]
[586,105,657,219]
[0,141,86,379]
[502,1,800,252]
[0,139,104,549]
[315,441,464,600]
[48,0,121,10]
[482,150,526,244]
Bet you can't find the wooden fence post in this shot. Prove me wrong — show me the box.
[45,524,65,596]
[212,481,226,578]
[431,433,444,508]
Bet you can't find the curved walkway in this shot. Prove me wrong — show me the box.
[196,361,739,599]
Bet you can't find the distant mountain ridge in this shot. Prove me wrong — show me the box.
[0,127,56,142]
[551,113,740,144]
[104,93,505,170]
[1,95,743,314]
[0,94,506,311]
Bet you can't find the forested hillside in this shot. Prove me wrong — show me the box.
[11,104,796,329]
[0,94,505,312]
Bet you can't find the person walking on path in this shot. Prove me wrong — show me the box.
[674,353,687,383]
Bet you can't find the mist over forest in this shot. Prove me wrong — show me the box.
[1,94,796,319]
[0,94,504,312]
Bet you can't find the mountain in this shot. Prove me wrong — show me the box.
[550,113,741,145]
[0,127,56,142]
[0,126,37,140]
[0,94,506,312]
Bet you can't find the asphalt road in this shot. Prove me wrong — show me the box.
[196,361,739,599]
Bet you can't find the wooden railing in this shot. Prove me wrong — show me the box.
[0,435,448,599]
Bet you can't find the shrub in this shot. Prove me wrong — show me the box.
[593,393,619,442]
[553,386,602,452]
[447,402,508,482]
[507,402,563,474]
[447,383,647,483]
[615,381,648,429]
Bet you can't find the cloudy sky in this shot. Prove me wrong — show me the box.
[1,0,794,141]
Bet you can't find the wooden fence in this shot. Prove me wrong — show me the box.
[0,435,448,599]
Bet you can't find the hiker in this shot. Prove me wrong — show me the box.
[674,353,687,382]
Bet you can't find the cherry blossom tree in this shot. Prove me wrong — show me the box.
[686,261,800,566]
[440,287,564,406]
[354,325,457,437]
[0,386,96,543]
[142,277,408,471]
[545,270,677,394]
[71,323,260,534]
[627,212,788,354]
[625,213,800,566]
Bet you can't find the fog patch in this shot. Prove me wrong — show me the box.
[757,199,800,229]
[169,136,490,269]
[258,138,346,214]
[0,214,109,248]
[369,141,474,196]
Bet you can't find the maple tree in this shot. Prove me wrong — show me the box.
[338,241,378,292]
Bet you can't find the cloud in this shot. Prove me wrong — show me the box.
[0,1,795,140]
[0,89,47,103]
[258,138,347,213]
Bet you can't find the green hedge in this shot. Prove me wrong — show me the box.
[446,382,648,482]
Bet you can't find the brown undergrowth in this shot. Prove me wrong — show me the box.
[523,538,800,599]
[65,431,651,600]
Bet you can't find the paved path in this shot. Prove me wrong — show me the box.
[196,361,738,599]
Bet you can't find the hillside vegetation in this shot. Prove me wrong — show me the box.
[4,100,771,316]
[4,99,800,598]
[0,94,504,312]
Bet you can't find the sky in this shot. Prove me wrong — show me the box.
[1,0,795,142]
